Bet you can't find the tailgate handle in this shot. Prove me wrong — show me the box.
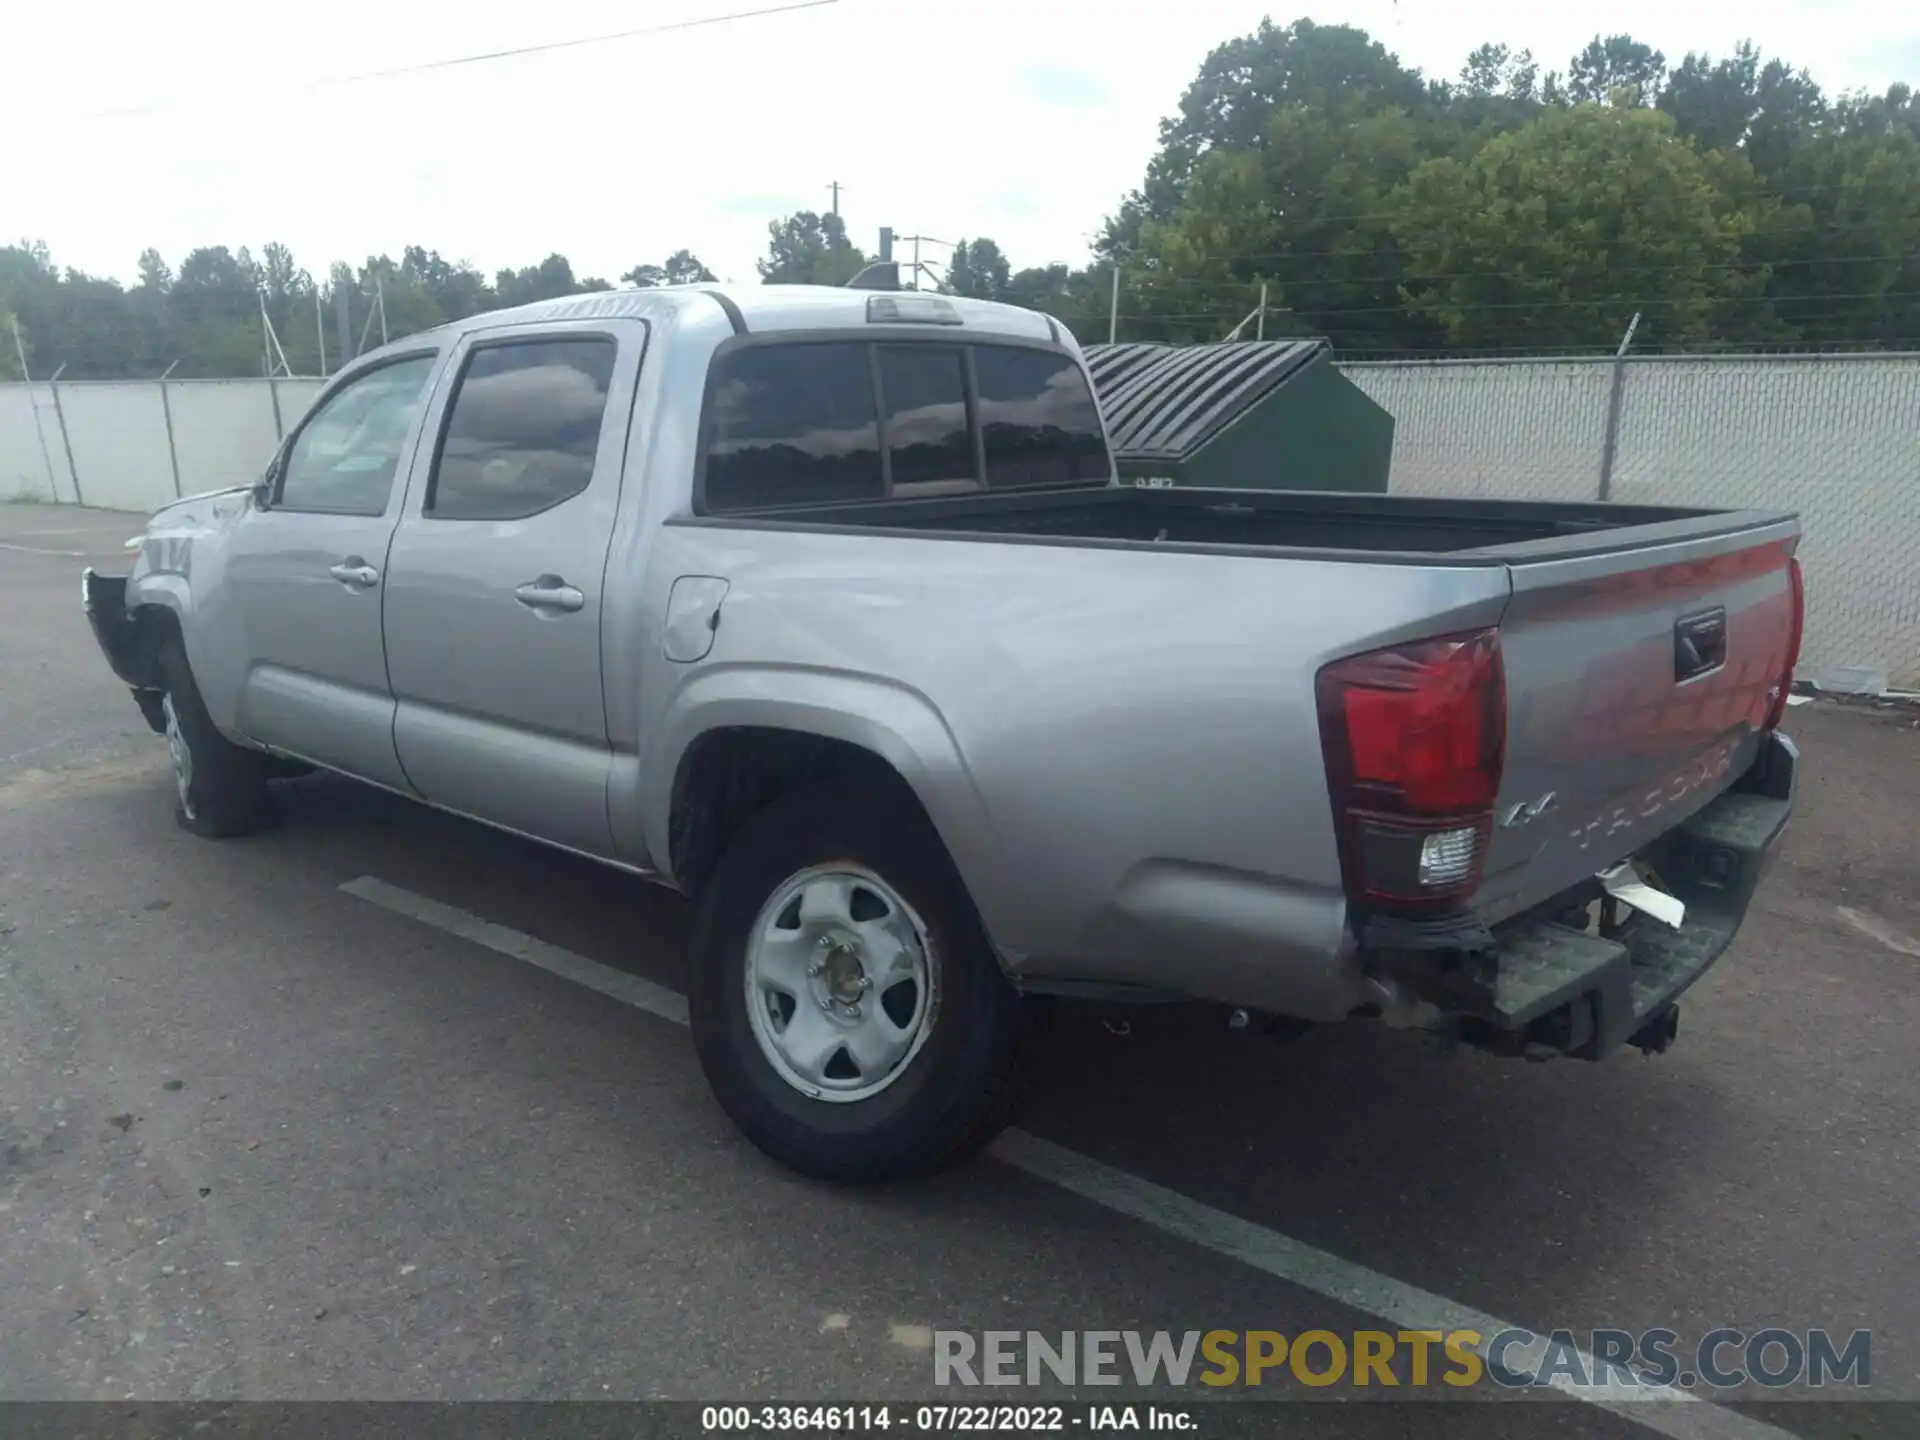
[1674,608,1728,682]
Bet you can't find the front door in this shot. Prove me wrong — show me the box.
[382,320,646,858]
[220,351,440,789]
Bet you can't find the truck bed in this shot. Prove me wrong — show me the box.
[686,481,1802,944]
[709,485,1789,564]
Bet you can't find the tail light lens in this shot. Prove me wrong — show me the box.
[1763,557,1805,731]
[1316,629,1506,909]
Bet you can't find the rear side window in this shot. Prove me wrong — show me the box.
[974,346,1110,489]
[704,344,883,512]
[428,337,617,521]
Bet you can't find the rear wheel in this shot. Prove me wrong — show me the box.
[156,638,272,838]
[689,784,1024,1184]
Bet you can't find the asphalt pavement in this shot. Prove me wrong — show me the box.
[2,502,1914,1439]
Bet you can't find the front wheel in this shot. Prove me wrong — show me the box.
[156,638,272,838]
[689,785,1024,1184]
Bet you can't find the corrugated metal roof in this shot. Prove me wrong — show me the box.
[1084,339,1327,466]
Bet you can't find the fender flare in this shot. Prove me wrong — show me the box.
[643,665,1011,933]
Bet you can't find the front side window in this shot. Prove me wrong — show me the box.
[704,343,883,512]
[277,355,435,515]
[974,345,1110,489]
[428,338,617,521]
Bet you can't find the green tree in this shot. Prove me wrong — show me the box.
[1391,103,1757,349]
[1115,17,1435,247]
[495,254,583,307]
[1567,34,1667,106]
[623,248,717,287]
[757,212,866,284]
[1459,44,1538,102]
[1758,122,1920,343]
[1660,44,1826,180]
[946,238,1011,300]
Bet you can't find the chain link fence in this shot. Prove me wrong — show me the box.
[1342,354,1920,689]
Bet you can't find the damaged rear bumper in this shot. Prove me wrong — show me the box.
[1368,731,1797,1061]
[82,568,166,734]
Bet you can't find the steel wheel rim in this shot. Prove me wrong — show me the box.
[161,693,196,821]
[743,863,939,1103]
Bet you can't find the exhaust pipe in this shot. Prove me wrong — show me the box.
[1629,1005,1680,1056]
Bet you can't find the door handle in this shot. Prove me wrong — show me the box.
[514,576,586,613]
[328,559,379,588]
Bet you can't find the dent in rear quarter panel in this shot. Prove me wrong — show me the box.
[642,521,1511,1018]
[1480,520,1801,923]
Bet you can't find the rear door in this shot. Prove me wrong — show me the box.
[382,319,647,857]
[221,352,439,788]
[1475,520,1802,924]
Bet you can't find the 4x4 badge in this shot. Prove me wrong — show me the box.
[1499,791,1558,829]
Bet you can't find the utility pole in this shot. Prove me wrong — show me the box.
[828,180,841,217]
[890,234,952,292]
[1256,282,1268,341]
[336,282,353,364]
[1108,265,1120,344]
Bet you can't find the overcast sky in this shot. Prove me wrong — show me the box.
[11,1,1920,289]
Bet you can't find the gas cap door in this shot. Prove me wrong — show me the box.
[663,576,729,662]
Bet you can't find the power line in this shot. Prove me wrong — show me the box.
[79,0,840,120]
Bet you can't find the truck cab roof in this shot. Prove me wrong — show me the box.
[404,284,1065,350]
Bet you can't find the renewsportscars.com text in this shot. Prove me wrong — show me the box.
[933,1328,1871,1391]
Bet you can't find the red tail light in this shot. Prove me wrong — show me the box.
[1316,629,1506,908]
[1763,557,1805,731]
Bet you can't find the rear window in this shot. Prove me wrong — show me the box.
[876,345,974,494]
[974,346,1110,489]
[703,344,883,512]
[702,340,1111,514]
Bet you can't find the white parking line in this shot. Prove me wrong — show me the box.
[340,873,1799,1440]
[341,876,688,1024]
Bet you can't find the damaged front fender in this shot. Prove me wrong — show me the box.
[82,568,169,734]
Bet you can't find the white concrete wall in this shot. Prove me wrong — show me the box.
[56,383,177,511]
[166,381,286,497]
[0,383,73,503]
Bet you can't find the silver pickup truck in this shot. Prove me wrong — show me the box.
[83,285,1803,1183]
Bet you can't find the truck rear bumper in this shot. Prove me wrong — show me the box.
[1379,731,1797,1061]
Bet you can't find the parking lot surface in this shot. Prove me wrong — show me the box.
[2,502,1914,1438]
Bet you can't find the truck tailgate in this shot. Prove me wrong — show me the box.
[1475,517,1802,925]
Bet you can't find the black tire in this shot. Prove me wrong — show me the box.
[156,637,272,838]
[689,784,1024,1184]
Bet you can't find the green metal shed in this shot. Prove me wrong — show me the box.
[1083,340,1394,494]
